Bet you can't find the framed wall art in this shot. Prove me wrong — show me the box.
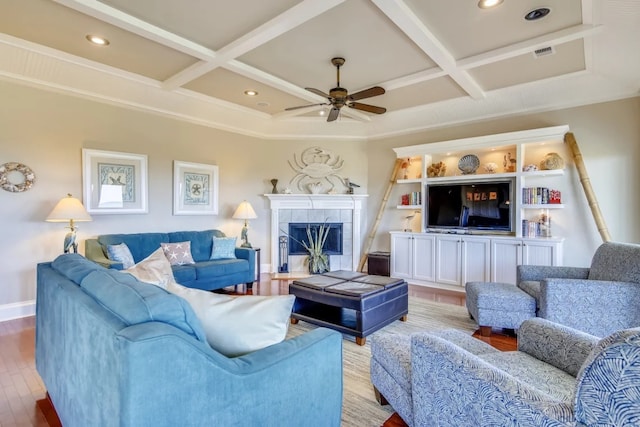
[82,149,148,214]
[173,161,219,215]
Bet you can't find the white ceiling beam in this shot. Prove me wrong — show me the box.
[379,67,447,91]
[372,0,485,100]
[162,0,346,89]
[224,60,325,104]
[53,0,216,60]
[457,24,603,70]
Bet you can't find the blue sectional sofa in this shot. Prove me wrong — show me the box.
[85,229,255,290]
[36,254,343,427]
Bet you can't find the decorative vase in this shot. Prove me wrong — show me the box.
[270,179,278,194]
[308,253,329,274]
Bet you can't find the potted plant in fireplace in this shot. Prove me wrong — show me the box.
[301,223,330,274]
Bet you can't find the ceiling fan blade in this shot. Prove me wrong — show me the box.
[285,103,327,111]
[306,87,331,99]
[349,102,386,114]
[327,107,340,122]
[348,86,385,101]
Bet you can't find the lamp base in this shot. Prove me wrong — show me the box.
[241,242,253,248]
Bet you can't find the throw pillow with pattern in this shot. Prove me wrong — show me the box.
[210,237,237,260]
[106,242,135,269]
[161,241,195,266]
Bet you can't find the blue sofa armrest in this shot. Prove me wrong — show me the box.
[85,238,124,269]
[235,247,256,278]
[410,333,573,426]
[517,265,590,283]
[517,318,599,377]
[116,323,342,427]
[539,278,640,337]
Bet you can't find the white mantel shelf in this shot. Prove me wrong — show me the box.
[263,193,368,273]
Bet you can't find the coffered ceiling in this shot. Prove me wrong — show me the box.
[0,0,638,140]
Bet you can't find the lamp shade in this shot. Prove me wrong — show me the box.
[46,194,92,223]
[232,201,257,220]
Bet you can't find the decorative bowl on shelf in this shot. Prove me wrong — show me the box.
[458,154,480,174]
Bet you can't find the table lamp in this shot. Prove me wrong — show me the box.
[46,194,93,253]
[232,201,257,248]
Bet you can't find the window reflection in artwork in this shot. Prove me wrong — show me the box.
[98,163,135,202]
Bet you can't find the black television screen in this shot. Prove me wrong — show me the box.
[425,179,514,232]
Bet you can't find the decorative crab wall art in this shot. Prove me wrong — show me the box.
[288,146,346,193]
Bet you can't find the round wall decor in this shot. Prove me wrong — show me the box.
[0,162,36,192]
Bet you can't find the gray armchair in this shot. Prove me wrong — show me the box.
[371,318,640,426]
[518,241,640,337]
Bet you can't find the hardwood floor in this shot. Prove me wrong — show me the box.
[0,275,515,427]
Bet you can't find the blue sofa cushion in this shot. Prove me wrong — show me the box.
[98,233,168,263]
[80,270,207,343]
[196,259,249,278]
[169,230,225,262]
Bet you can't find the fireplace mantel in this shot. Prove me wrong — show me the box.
[263,194,368,273]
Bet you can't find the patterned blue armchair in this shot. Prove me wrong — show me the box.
[371,318,640,426]
[518,241,640,337]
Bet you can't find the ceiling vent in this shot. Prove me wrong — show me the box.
[533,46,555,59]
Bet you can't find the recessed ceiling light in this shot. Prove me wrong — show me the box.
[477,0,504,9]
[319,110,326,116]
[524,7,551,21]
[244,90,258,96]
[86,35,109,46]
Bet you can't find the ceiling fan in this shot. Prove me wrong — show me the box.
[285,57,386,122]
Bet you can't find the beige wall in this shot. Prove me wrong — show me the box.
[367,96,640,266]
[1,78,638,317]
[0,81,368,313]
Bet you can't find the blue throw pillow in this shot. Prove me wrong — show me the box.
[107,243,135,269]
[211,237,237,260]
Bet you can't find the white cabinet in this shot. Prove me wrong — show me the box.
[390,232,435,282]
[391,232,562,289]
[490,238,563,284]
[435,235,491,287]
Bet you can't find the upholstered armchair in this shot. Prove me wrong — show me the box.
[371,318,640,426]
[517,241,640,337]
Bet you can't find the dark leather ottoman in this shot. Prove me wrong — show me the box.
[290,271,408,345]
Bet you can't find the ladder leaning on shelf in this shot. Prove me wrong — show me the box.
[357,158,403,272]
[565,132,611,242]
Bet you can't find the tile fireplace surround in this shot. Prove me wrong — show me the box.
[264,194,368,274]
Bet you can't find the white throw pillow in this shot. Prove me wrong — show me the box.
[167,282,295,357]
[125,247,176,289]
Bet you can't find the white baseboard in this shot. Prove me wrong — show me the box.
[0,300,35,322]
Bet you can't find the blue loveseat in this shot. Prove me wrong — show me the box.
[36,254,343,427]
[85,229,254,290]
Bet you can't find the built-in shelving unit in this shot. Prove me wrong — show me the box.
[390,125,570,289]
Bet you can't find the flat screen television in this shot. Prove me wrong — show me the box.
[425,178,514,233]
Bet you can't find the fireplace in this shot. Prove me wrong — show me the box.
[288,223,343,255]
[264,194,368,274]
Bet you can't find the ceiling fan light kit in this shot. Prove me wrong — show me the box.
[285,57,387,122]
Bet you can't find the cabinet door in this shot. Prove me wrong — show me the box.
[490,239,521,284]
[435,235,462,286]
[412,234,436,282]
[461,237,491,284]
[390,234,413,279]
[522,240,562,266]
